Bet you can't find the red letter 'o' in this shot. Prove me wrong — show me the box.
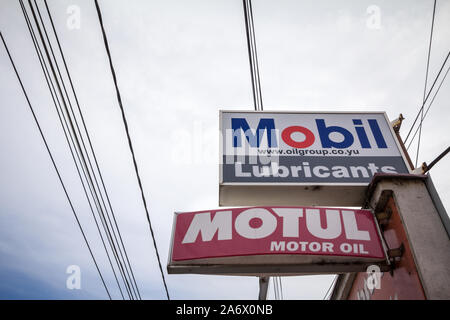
[281,126,315,148]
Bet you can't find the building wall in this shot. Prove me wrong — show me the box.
[347,197,425,300]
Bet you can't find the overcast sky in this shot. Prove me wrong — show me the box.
[0,0,449,300]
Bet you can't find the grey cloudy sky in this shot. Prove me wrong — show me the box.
[0,0,449,299]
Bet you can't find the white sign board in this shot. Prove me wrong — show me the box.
[219,111,410,206]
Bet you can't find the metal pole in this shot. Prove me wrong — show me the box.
[258,277,270,300]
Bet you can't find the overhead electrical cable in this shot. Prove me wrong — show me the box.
[27,0,136,300]
[36,0,141,300]
[415,0,437,167]
[243,0,263,111]
[276,277,282,300]
[18,0,127,298]
[243,0,258,110]
[278,277,284,300]
[23,0,140,299]
[273,277,279,300]
[247,0,263,111]
[404,50,450,145]
[94,0,170,300]
[0,31,111,299]
[19,0,127,298]
[322,275,338,300]
[43,0,141,300]
[406,63,450,151]
[19,0,127,299]
[244,0,272,299]
[272,277,283,300]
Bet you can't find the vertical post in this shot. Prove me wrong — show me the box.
[367,174,450,299]
[258,277,269,300]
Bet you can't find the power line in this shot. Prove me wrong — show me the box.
[271,276,283,300]
[42,0,140,299]
[248,0,263,111]
[18,0,126,298]
[94,0,170,300]
[421,0,437,105]
[26,0,136,300]
[19,0,128,299]
[278,277,283,300]
[243,0,257,111]
[415,0,437,167]
[243,1,276,301]
[404,50,450,145]
[20,0,128,297]
[244,0,272,300]
[22,0,143,299]
[407,63,450,151]
[243,0,263,111]
[322,275,338,300]
[274,277,278,300]
[273,277,283,300]
[41,0,142,300]
[0,31,111,299]
[272,277,279,300]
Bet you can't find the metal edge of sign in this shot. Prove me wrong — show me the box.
[169,251,386,265]
[219,182,369,186]
[167,211,179,271]
[167,259,390,276]
[218,110,224,185]
[369,209,391,266]
[219,110,390,114]
[381,111,413,174]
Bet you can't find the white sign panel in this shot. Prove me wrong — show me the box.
[219,111,410,206]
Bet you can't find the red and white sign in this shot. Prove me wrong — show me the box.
[168,206,386,275]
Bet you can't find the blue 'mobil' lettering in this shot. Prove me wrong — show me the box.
[231,117,388,150]
[316,119,354,149]
[368,119,387,148]
[232,118,277,148]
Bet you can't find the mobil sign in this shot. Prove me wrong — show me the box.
[219,111,410,207]
[167,206,387,275]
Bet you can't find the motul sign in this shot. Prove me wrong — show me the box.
[168,207,387,275]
